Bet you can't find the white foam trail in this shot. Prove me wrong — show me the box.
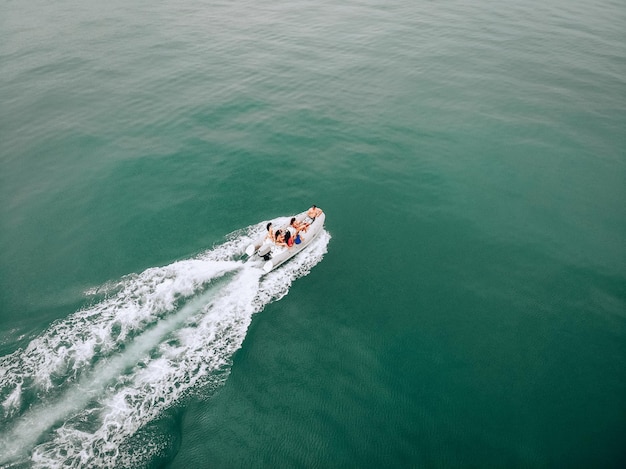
[0,259,240,416]
[0,284,230,463]
[0,226,330,468]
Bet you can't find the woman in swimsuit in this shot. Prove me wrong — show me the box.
[274,230,288,247]
[284,230,294,247]
[290,217,308,234]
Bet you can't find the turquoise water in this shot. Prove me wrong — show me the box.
[1,0,625,467]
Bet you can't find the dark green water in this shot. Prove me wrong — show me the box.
[1,0,625,467]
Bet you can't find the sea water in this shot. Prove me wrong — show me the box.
[1,0,624,467]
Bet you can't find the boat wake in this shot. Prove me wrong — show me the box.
[0,222,330,468]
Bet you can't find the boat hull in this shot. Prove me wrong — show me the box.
[246,212,326,272]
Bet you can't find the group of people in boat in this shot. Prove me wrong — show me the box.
[265,205,323,248]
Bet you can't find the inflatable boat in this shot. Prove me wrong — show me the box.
[245,210,326,273]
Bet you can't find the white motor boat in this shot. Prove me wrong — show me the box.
[245,211,326,273]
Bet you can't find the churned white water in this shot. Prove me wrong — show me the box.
[0,222,330,468]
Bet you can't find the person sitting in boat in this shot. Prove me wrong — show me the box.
[265,222,275,242]
[274,230,288,247]
[284,230,295,247]
[305,205,323,223]
[290,217,308,234]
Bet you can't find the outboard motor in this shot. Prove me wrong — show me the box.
[258,244,272,261]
